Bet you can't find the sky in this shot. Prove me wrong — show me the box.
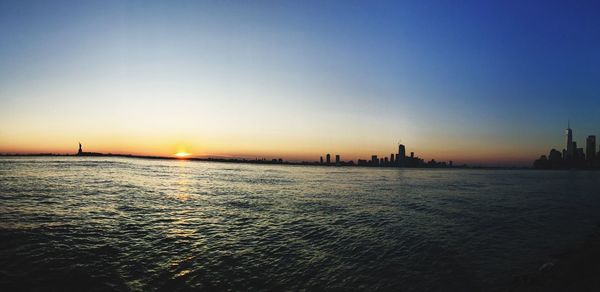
[1,0,599,166]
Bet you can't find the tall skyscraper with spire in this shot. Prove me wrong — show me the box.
[565,121,573,160]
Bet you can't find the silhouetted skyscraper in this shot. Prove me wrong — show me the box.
[390,154,395,163]
[534,125,600,169]
[565,122,573,159]
[576,147,585,161]
[335,155,340,164]
[320,156,323,164]
[371,155,378,166]
[398,144,406,159]
[326,153,331,164]
[586,136,596,161]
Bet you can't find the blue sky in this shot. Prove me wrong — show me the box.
[1,0,599,165]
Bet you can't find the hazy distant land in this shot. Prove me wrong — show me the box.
[0,152,529,169]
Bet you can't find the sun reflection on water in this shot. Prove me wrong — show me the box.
[176,178,190,202]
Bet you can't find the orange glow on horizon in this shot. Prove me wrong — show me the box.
[175,152,191,158]
[0,133,541,166]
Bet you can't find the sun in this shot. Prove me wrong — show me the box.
[175,152,191,158]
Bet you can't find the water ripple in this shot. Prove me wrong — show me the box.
[1,157,600,291]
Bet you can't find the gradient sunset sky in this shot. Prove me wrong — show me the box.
[1,0,599,166]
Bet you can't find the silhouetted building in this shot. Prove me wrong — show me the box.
[335,154,340,164]
[398,144,406,159]
[571,141,579,161]
[548,149,562,168]
[565,123,574,159]
[535,125,600,169]
[344,142,450,169]
[586,136,596,161]
[320,156,323,164]
[534,155,549,169]
[78,142,82,155]
[576,148,585,161]
[549,149,562,161]
[326,153,331,164]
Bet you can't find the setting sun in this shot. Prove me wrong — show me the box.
[175,152,190,158]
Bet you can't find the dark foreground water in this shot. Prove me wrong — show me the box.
[1,157,600,291]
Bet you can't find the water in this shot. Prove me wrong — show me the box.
[1,157,600,291]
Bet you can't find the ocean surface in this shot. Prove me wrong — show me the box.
[1,157,600,291]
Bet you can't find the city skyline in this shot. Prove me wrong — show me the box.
[1,1,600,166]
[48,140,455,169]
[534,123,600,169]
[2,119,599,167]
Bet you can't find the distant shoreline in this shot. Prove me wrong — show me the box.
[0,152,536,170]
